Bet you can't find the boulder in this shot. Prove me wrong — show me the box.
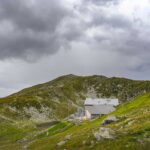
[57,140,66,146]
[65,134,71,140]
[101,115,118,125]
[99,128,115,139]
[94,132,102,141]
[93,127,115,140]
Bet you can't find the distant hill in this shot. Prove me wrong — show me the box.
[0,74,150,122]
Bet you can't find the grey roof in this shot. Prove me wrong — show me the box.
[84,98,119,106]
[85,105,115,115]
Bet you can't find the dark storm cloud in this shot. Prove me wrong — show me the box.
[0,0,150,72]
[0,0,68,31]
[0,0,139,62]
[0,26,62,61]
[0,0,77,60]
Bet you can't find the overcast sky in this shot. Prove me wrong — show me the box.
[0,0,150,97]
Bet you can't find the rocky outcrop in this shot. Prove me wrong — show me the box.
[94,127,115,141]
[101,115,118,125]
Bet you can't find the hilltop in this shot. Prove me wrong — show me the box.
[0,74,150,122]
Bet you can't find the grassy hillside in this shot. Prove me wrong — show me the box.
[0,74,150,122]
[1,91,150,150]
[26,92,150,150]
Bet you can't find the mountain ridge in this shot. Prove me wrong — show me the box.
[0,74,150,122]
[1,74,149,99]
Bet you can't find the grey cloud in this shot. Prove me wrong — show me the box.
[90,14,131,29]
[0,0,150,72]
[0,0,126,61]
[0,0,68,31]
[0,28,61,61]
[80,1,150,72]
[85,0,119,5]
[0,0,76,61]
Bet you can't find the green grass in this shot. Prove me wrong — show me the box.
[114,93,150,115]
[0,123,24,145]
[27,92,150,150]
[37,121,73,138]
[47,122,71,135]
[0,92,150,149]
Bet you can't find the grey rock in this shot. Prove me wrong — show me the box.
[73,119,82,125]
[65,134,71,140]
[94,132,102,141]
[91,140,94,145]
[99,128,115,139]
[17,138,28,143]
[82,140,86,145]
[57,140,66,146]
[67,114,75,120]
[137,139,144,144]
[93,127,115,140]
[101,115,118,125]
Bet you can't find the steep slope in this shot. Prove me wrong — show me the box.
[1,90,149,150]
[28,92,150,150]
[0,74,150,122]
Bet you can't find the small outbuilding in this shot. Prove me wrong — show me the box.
[84,98,119,119]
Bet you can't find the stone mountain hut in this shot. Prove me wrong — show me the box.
[84,98,119,119]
